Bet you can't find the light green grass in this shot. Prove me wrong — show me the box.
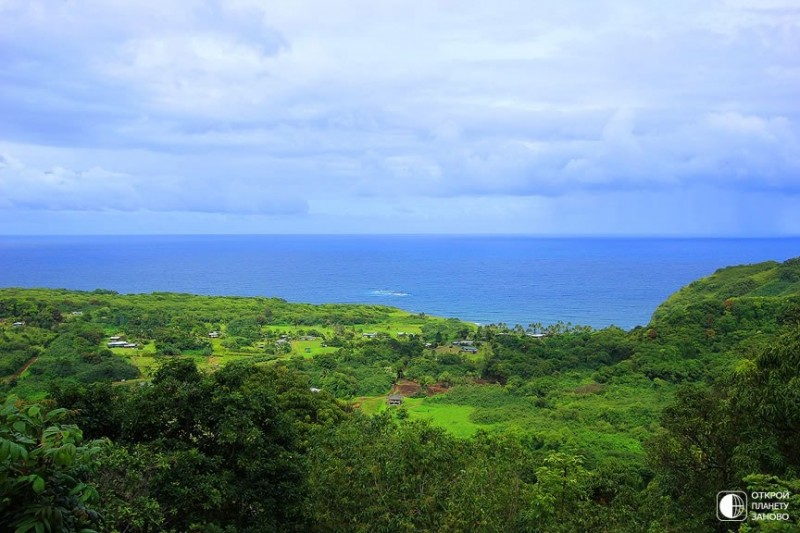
[356,396,387,415]
[263,325,336,336]
[290,340,338,358]
[403,398,482,438]
[360,375,671,455]
[109,344,157,356]
[126,355,159,376]
[121,353,260,376]
[356,394,484,438]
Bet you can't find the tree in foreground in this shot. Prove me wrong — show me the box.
[0,396,103,533]
[54,359,348,532]
[646,326,800,531]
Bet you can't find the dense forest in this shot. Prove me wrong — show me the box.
[2,257,800,531]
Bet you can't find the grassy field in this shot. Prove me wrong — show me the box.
[107,312,439,376]
[356,394,483,438]
[354,371,674,461]
[403,398,481,438]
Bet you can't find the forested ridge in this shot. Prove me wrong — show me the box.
[2,257,800,532]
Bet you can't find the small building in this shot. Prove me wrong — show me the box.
[362,332,377,338]
[452,340,474,346]
[12,321,25,327]
[123,343,138,349]
[461,346,478,353]
[387,394,404,406]
[109,336,122,341]
[107,341,128,348]
[70,311,83,316]
[310,387,321,393]
[527,333,547,338]
[208,331,220,338]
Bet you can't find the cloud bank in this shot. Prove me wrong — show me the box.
[0,0,798,234]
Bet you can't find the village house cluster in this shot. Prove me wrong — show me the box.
[452,340,478,353]
[106,335,137,349]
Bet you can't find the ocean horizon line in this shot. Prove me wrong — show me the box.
[2,233,800,240]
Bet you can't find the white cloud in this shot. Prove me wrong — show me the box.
[0,154,137,210]
[0,0,798,233]
[101,32,288,114]
[0,153,308,215]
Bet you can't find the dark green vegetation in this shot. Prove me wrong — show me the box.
[2,257,800,531]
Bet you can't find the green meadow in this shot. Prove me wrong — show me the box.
[359,372,672,459]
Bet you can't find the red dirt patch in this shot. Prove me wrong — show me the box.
[426,383,450,395]
[390,379,450,397]
[391,379,421,396]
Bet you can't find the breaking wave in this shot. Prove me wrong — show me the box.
[370,289,410,297]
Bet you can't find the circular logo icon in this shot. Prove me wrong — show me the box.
[719,493,746,520]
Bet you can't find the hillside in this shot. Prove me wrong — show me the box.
[652,257,800,325]
[631,258,800,384]
[0,287,470,398]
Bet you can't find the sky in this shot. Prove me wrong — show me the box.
[0,0,799,235]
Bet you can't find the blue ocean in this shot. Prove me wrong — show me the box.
[0,236,798,330]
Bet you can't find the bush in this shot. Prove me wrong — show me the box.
[0,396,104,532]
